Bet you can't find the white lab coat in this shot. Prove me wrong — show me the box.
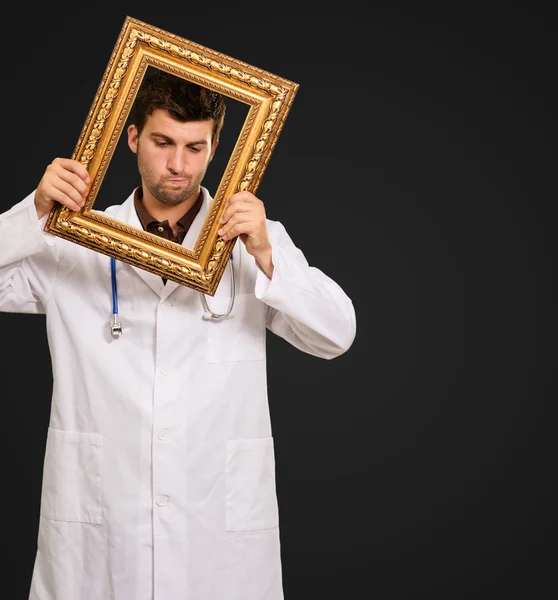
[0,187,356,600]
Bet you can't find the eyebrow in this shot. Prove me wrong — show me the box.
[149,132,208,146]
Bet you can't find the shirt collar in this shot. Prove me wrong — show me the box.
[133,186,204,234]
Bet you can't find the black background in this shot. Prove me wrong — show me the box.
[1,6,555,600]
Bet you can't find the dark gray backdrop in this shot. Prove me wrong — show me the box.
[1,6,555,600]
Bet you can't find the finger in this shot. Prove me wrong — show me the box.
[225,194,261,213]
[219,201,254,224]
[227,191,258,205]
[45,180,87,211]
[50,162,90,198]
[218,213,254,236]
[220,221,257,240]
[52,157,91,183]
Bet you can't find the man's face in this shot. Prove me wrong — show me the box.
[127,108,218,206]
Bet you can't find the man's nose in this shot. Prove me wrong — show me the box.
[167,148,186,174]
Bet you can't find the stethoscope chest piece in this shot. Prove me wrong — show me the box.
[110,314,123,339]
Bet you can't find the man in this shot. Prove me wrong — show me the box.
[0,70,356,600]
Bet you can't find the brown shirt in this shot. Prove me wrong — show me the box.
[133,186,203,284]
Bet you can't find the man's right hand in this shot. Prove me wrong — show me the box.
[34,158,91,219]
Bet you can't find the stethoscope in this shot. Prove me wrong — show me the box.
[110,252,236,339]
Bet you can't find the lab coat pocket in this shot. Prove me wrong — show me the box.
[225,437,279,532]
[40,428,103,525]
[207,294,265,363]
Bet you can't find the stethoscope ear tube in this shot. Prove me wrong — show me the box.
[201,252,235,319]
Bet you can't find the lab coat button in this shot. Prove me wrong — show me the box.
[158,429,170,440]
[161,301,171,311]
[156,496,168,507]
[159,365,172,375]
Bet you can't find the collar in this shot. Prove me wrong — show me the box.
[133,186,204,235]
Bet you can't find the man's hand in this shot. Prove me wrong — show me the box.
[35,158,90,219]
[218,191,274,278]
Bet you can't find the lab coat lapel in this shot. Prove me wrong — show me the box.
[160,188,212,300]
[113,193,166,297]
[114,188,213,299]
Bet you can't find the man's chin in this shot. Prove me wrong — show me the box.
[155,191,194,206]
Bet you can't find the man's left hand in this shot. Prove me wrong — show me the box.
[218,191,274,278]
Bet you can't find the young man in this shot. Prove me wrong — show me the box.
[0,70,356,600]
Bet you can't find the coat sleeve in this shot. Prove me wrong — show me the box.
[255,220,356,360]
[0,190,60,314]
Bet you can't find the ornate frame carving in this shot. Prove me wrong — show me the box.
[43,16,298,295]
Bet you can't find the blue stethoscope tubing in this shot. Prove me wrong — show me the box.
[111,255,119,316]
[110,251,235,339]
[110,257,122,339]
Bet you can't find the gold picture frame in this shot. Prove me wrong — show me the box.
[43,16,298,295]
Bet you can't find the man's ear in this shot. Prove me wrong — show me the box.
[209,138,219,161]
[127,124,139,154]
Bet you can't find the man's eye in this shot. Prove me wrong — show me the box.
[190,147,201,153]
[156,141,169,147]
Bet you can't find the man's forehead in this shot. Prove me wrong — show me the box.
[144,108,214,136]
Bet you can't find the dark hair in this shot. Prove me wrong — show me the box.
[133,70,226,143]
